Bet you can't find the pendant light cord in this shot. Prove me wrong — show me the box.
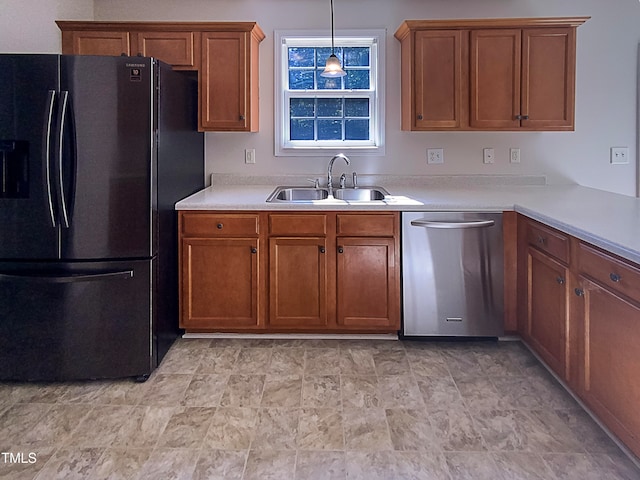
[330,0,335,54]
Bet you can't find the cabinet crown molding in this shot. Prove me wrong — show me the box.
[56,21,265,40]
[395,16,590,39]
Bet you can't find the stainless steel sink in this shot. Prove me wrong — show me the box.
[266,185,389,203]
[333,187,389,201]
[266,186,329,202]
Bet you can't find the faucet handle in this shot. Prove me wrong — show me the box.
[352,171,358,188]
[306,178,321,188]
[339,173,347,189]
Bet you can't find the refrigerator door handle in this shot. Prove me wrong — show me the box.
[54,90,71,228]
[0,269,134,284]
[44,89,57,227]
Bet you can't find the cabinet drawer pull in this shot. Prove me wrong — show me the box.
[609,273,622,283]
[217,223,223,229]
[537,235,546,245]
[338,246,344,254]
[319,246,325,254]
[522,115,529,120]
[574,288,585,297]
[556,276,565,285]
[251,247,257,254]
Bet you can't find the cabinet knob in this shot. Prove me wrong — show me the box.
[574,288,585,297]
[251,247,257,254]
[417,114,423,120]
[217,223,223,229]
[239,114,245,120]
[338,246,344,254]
[319,246,325,254]
[609,273,621,283]
[537,236,546,245]
[515,114,530,120]
[556,276,565,285]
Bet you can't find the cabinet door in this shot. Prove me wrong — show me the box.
[68,31,130,56]
[200,31,249,131]
[470,29,521,129]
[579,280,640,458]
[336,237,399,330]
[269,237,329,328]
[521,28,576,130]
[136,31,197,69]
[413,30,463,129]
[181,238,259,329]
[526,247,570,379]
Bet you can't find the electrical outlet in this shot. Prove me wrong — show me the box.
[610,147,629,165]
[483,148,495,164]
[427,148,444,164]
[510,148,521,164]
[244,148,256,164]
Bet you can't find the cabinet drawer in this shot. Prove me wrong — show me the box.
[269,214,327,236]
[336,214,397,237]
[525,220,569,263]
[578,242,640,302]
[181,213,259,237]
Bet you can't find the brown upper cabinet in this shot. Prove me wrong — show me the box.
[56,21,264,132]
[395,17,589,131]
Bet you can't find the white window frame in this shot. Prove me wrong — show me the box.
[275,29,386,157]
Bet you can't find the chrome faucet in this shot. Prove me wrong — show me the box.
[327,153,350,197]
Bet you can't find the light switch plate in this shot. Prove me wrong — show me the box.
[610,147,629,164]
[483,148,495,164]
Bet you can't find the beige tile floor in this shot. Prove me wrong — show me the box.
[0,338,639,479]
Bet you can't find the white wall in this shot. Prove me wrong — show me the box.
[0,0,93,53]
[2,0,637,195]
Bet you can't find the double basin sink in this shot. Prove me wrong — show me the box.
[266,186,389,203]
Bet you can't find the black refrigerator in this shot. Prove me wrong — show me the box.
[0,54,204,381]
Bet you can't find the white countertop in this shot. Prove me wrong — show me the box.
[176,182,640,265]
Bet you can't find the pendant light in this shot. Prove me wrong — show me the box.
[321,0,346,78]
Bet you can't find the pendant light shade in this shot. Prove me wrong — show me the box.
[321,0,346,78]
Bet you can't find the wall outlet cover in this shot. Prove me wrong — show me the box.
[245,148,256,164]
[610,147,629,165]
[427,148,444,164]
[510,148,521,164]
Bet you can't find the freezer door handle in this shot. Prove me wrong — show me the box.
[410,219,495,229]
[0,270,134,284]
[44,89,57,227]
[53,90,71,228]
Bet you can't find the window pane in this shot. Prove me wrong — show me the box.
[316,47,341,66]
[316,70,342,90]
[290,98,315,117]
[288,47,315,67]
[318,119,342,140]
[345,119,369,140]
[290,119,314,140]
[289,70,315,90]
[317,98,342,117]
[345,70,370,90]
[344,47,369,67]
[345,98,369,117]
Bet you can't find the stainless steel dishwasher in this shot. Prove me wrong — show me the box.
[401,212,504,337]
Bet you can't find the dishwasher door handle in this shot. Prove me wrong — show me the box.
[410,219,495,229]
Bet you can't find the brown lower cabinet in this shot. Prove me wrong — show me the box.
[518,214,640,458]
[179,211,400,334]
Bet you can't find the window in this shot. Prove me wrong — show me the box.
[275,30,385,156]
